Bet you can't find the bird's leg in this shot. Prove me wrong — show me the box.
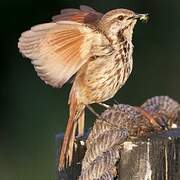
[113,99,120,104]
[98,103,111,109]
[87,105,100,118]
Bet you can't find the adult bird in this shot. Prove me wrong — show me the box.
[18,5,148,170]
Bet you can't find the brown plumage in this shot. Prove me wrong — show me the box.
[18,5,148,170]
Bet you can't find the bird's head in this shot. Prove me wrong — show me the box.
[99,9,148,41]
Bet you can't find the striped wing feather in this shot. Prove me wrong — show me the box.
[18,21,95,87]
[52,5,103,25]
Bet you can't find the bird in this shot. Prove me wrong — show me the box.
[18,5,148,170]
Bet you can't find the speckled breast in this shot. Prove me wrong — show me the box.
[75,43,133,104]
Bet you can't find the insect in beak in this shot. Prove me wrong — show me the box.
[128,13,149,23]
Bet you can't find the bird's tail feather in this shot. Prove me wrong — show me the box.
[78,110,85,136]
[58,90,85,170]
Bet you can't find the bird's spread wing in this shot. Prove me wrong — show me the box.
[18,21,109,87]
[52,5,103,25]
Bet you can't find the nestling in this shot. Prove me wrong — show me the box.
[18,5,148,170]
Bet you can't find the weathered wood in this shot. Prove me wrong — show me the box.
[118,129,180,180]
[57,128,180,180]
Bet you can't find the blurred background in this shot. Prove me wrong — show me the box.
[1,0,180,179]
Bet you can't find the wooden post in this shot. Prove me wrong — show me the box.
[118,129,180,180]
[57,128,180,180]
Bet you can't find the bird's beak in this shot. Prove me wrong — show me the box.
[128,13,149,22]
[133,13,149,22]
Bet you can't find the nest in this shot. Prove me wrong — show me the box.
[79,96,180,180]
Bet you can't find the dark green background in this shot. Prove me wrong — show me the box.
[1,0,180,179]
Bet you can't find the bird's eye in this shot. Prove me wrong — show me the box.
[118,15,124,20]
